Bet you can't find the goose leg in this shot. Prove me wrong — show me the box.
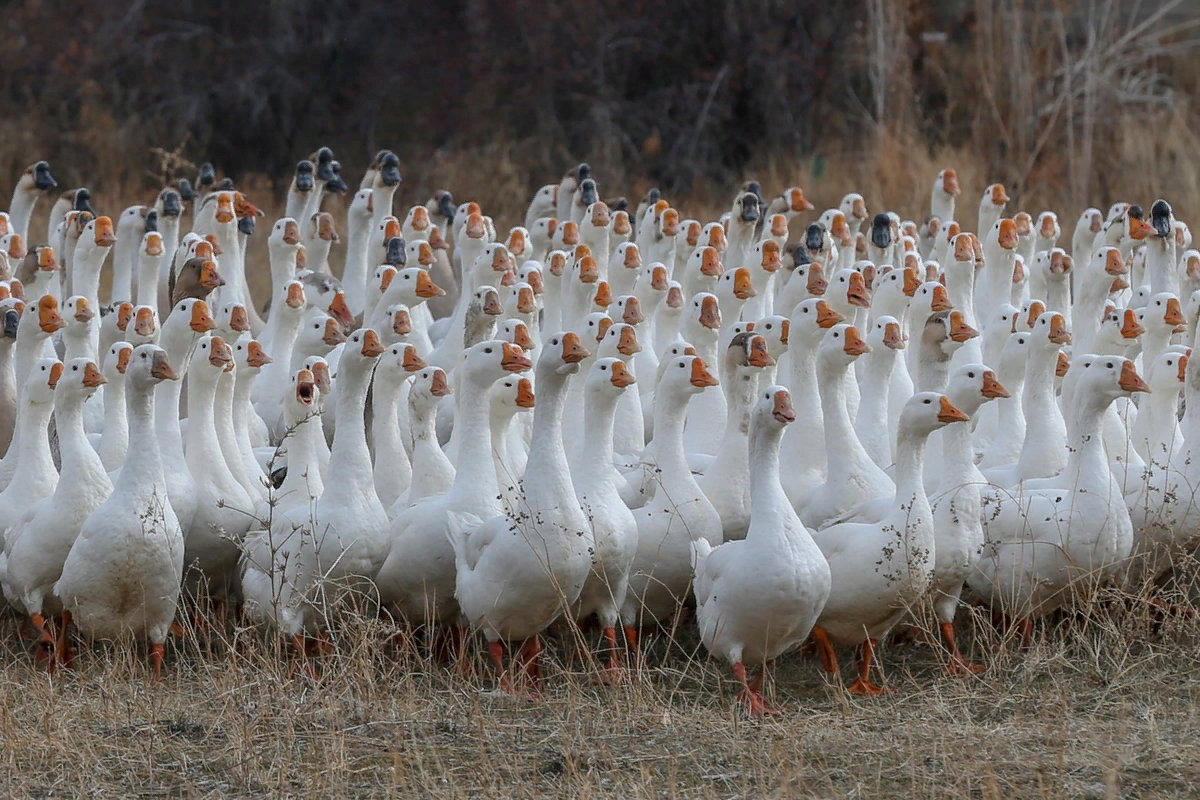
[291,634,319,680]
[1017,618,1034,650]
[733,661,779,715]
[516,635,543,694]
[810,626,839,674]
[55,611,74,671]
[598,626,624,683]
[941,622,985,675]
[846,638,890,696]
[31,613,54,665]
[488,639,515,694]
[150,641,164,682]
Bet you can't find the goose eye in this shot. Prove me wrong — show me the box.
[73,365,78,371]
[924,398,931,404]
[484,347,493,354]
[600,365,607,370]
[678,362,685,368]
[968,372,975,377]
[1107,362,1114,368]
[765,324,772,329]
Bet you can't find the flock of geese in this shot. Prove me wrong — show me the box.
[0,151,1194,714]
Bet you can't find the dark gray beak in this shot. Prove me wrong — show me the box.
[294,160,315,192]
[238,216,256,236]
[791,244,811,267]
[1151,199,1173,238]
[579,178,598,207]
[740,194,760,223]
[160,189,182,218]
[74,188,93,214]
[871,213,892,249]
[805,223,824,253]
[578,162,592,182]
[34,162,57,191]
[384,236,407,266]
[215,178,235,191]
[326,161,348,194]
[198,162,216,188]
[3,309,19,338]
[380,152,402,187]
[175,179,195,202]
[144,209,158,233]
[315,147,336,182]
[438,192,456,224]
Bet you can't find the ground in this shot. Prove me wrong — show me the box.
[0,588,1198,799]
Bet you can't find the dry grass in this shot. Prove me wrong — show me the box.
[2,574,1200,798]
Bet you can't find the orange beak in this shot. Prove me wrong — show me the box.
[577,255,599,284]
[732,267,756,300]
[360,328,383,358]
[526,270,544,294]
[379,267,396,291]
[846,271,870,308]
[700,247,723,277]
[82,361,106,388]
[1055,352,1070,378]
[623,244,642,270]
[515,377,536,408]
[842,326,870,356]
[208,335,233,369]
[48,361,63,388]
[901,266,921,297]
[73,297,94,323]
[560,221,580,247]
[1121,309,1145,339]
[616,325,640,356]
[1049,252,1072,275]
[1040,215,1058,239]
[770,214,789,237]
[517,287,537,315]
[609,360,636,388]
[190,300,216,333]
[144,232,164,257]
[938,396,970,423]
[247,340,272,368]
[997,218,1019,250]
[806,263,828,296]
[410,206,430,231]
[1013,212,1032,237]
[690,357,719,388]
[748,335,773,368]
[760,240,782,272]
[789,188,814,212]
[590,203,611,228]
[622,296,645,326]
[430,368,451,397]
[990,184,1010,206]
[930,284,953,312]
[698,295,721,330]
[661,209,680,237]
[234,192,263,219]
[1179,353,1189,383]
[215,195,235,224]
[596,316,614,342]
[199,261,224,291]
[323,317,347,346]
[150,351,179,381]
[92,216,116,247]
[415,270,445,299]
[683,220,702,248]
[883,321,905,349]
[562,331,589,363]
[1026,300,1045,327]
[507,228,527,255]
[1164,297,1186,328]
[650,265,669,292]
[511,322,534,351]
[501,342,533,372]
[667,285,684,309]
[466,212,488,239]
[772,388,796,423]
[295,370,316,404]
[417,242,434,266]
[116,346,133,374]
[39,296,64,333]
[592,281,612,308]
[115,302,134,331]
[1119,360,1151,393]
[37,247,58,271]
[384,219,403,240]
[852,196,868,219]
[949,311,978,342]
[133,307,156,336]
[1048,314,1071,345]
[943,169,960,196]
[392,309,412,336]
[282,220,301,245]
[481,290,503,316]
[816,300,842,328]
[6,234,25,260]
[402,346,425,372]
[1129,216,1154,240]
[194,241,215,261]
[1104,250,1127,276]
[707,225,727,251]
[612,211,631,236]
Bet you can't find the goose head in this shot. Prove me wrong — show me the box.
[1030,310,1071,349]
[64,294,95,331]
[588,356,636,399]
[505,227,531,263]
[1016,298,1046,332]
[540,330,590,376]
[27,294,65,336]
[869,213,892,252]
[499,318,536,353]
[490,374,536,418]
[77,215,116,259]
[16,246,57,288]
[128,305,159,343]
[726,331,774,373]
[1077,356,1150,405]
[638,262,670,297]
[411,367,452,413]
[233,336,271,376]
[934,168,960,201]
[1151,199,1174,239]
[614,294,645,328]
[163,298,215,347]
[717,266,756,304]
[700,222,727,255]
[900,391,970,437]
[192,334,235,381]
[599,321,641,358]
[920,216,943,247]
[289,367,320,414]
[372,150,402,189]
[383,304,413,342]
[2,232,26,265]
[768,187,814,219]
[869,314,906,352]
[339,328,385,376]
[819,323,869,372]
[518,262,544,295]
[614,242,642,275]
[980,183,1010,216]
[428,190,457,225]
[1149,349,1188,397]
[303,356,333,397]
[685,292,721,338]
[919,311,965,364]
[128,344,178,389]
[217,302,251,339]
[755,315,790,357]
[26,357,63,402]
[753,386,797,435]
[1143,292,1187,335]
[1074,208,1103,243]
[1013,211,1034,245]
[947,362,1008,418]
[1035,211,1061,246]
[610,209,633,241]
[506,282,538,318]
[377,342,426,385]
[841,193,868,224]
[754,240,783,274]
[789,297,843,349]
[103,341,134,383]
[464,339,532,387]
[17,161,57,195]
[658,353,718,398]
[1,298,21,339]
[170,257,224,306]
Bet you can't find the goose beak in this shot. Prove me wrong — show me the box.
[228,305,250,333]
[93,216,116,247]
[416,242,434,267]
[617,326,640,356]
[1129,216,1154,240]
[610,361,636,389]
[515,377,536,408]
[981,370,1009,398]
[883,321,905,349]
[517,288,537,315]
[943,169,960,196]
[772,388,796,424]
[48,361,63,388]
[286,283,307,309]
[842,326,870,356]
[311,362,332,393]
[666,285,684,309]
[938,396,970,423]
[997,218,1018,250]
[392,309,412,336]
[6,234,25,260]
[39,298,64,333]
[190,301,216,333]
[512,323,534,351]
[732,268,756,300]
[1164,297,1186,328]
[208,335,234,369]
[990,184,1010,206]
[778,320,790,344]
[501,342,533,372]
[150,350,179,381]
[133,307,156,336]
[282,219,301,245]
[902,266,921,297]
[247,341,272,368]
[770,214,789,237]
[562,331,589,363]
[1179,353,1189,382]
[199,261,224,291]
[789,188,814,212]
[1121,309,1144,339]
[73,297,94,324]
[689,357,719,388]
[577,255,599,283]
[592,280,612,308]
[144,232,164,257]
[295,370,316,405]
[1104,250,1127,276]
[1119,360,1151,393]
[816,300,843,328]
[748,335,774,368]
[430,369,451,397]
[482,290,503,316]
[2,309,18,338]
[359,329,384,358]
[612,211,632,236]
[622,296,645,326]
[328,292,355,332]
[1056,352,1070,378]
[930,284,953,312]
[403,347,426,372]
[323,318,347,347]
[596,317,613,342]
[116,347,132,374]
[846,271,871,308]
[700,247,722,277]
[1048,314,1072,345]
[623,244,642,270]
[806,263,828,296]
[1026,301,1045,328]
[698,295,721,330]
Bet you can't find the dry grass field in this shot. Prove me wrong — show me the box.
[1,576,1200,799]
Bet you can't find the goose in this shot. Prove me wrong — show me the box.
[180,334,255,607]
[1072,248,1129,355]
[932,220,963,266]
[54,345,184,679]
[284,160,316,222]
[0,298,22,454]
[302,211,339,275]
[855,315,905,469]
[697,332,774,541]
[126,305,159,346]
[70,215,115,315]
[808,392,968,695]
[977,332,1032,468]
[525,184,557,231]
[487,373,535,513]
[448,333,593,691]
[976,217,1019,319]
[969,357,1146,638]
[110,205,151,303]
[1072,208,1104,266]
[569,178,600,225]
[917,217,943,261]
[134,232,167,311]
[1037,248,1074,323]
[779,298,843,505]
[608,242,643,299]
[371,343,425,509]
[400,366,455,507]
[753,314,789,391]
[0,358,61,533]
[904,280,953,389]
[681,292,725,457]
[977,183,1009,238]
[557,164,589,223]
[1138,291,1186,372]
[865,214,892,266]
[799,324,894,529]
[230,336,271,482]
[252,282,307,418]
[714,267,757,347]
[692,385,832,714]
[621,354,722,635]
[7,161,57,242]
[765,187,814,223]
[3,357,109,664]
[653,281,686,356]
[570,357,639,678]
[16,246,60,303]
[680,245,723,300]
[378,341,532,628]
[741,240,783,319]
[1129,348,1186,467]
[930,168,960,223]
[13,295,64,409]
[528,216,557,264]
